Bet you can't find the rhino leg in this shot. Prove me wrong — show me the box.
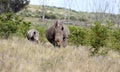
[62,38,68,47]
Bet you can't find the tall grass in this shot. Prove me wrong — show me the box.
[0,37,120,72]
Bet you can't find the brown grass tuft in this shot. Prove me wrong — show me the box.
[0,37,120,72]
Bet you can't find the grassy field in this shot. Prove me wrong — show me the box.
[0,37,120,72]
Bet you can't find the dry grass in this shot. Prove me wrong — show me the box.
[0,37,120,72]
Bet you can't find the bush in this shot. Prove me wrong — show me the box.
[68,21,120,56]
[34,10,42,17]
[0,13,31,39]
[90,21,109,55]
[16,21,31,37]
[0,21,17,39]
[45,12,58,19]
[45,12,64,19]
[22,9,33,17]
[70,16,77,20]
[111,28,120,51]
[69,26,90,46]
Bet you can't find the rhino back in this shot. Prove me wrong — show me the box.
[27,29,39,40]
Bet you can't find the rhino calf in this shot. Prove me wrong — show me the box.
[26,29,39,43]
[46,20,70,47]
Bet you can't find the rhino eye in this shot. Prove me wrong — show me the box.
[61,27,64,30]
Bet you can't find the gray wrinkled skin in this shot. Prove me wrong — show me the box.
[46,20,70,47]
[26,29,39,43]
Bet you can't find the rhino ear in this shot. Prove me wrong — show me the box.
[55,20,60,28]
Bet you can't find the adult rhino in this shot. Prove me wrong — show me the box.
[46,20,70,47]
[26,29,39,43]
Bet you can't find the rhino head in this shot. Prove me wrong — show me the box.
[54,20,64,47]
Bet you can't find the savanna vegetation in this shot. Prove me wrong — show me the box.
[0,13,31,39]
[0,12,119,55]
[0,37,120,72]
[0,4,120,72]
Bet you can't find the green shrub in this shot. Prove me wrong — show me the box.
[45,12,58,19]
[70,16,77,20]
[0,13,31,39]
[16,21,31,37]
[45,12,64,19]
[34,10,42,18]
[78,15,88,22]
[90,21,109,55]
[111,28,120,51]
[69,26,90,46]
[0,21,17,39]
[19,9,33,17]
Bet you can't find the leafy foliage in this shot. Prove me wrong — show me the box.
[68,21,120,56]
[45,12,64,19]
[69,26,90,46]
[111,28,120,51]
[90,22,109,55]
[0,13,31,39]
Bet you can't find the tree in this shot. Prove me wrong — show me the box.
[0,0,30,14]
[92,0,109,22]
[92,0,119,25]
